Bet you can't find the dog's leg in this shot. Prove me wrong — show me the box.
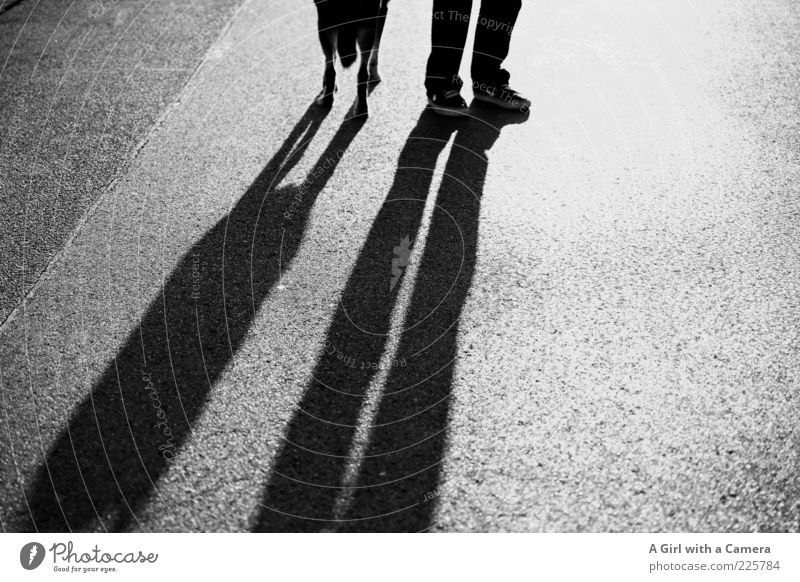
[354,26,376,116]
[316,29,337,107]
[368,1,388,84]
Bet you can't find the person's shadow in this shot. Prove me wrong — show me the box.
[21,104,367,532]
[253,104,527,532]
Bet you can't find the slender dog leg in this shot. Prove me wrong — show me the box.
[354,26,376,116]
[368,1,388,83]
[316,29,337,107]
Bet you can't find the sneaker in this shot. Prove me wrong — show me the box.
[427,89,469,117]
[473,82,531,112]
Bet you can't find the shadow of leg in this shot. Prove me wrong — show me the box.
[339,108,529,532]
[22,106,370,532]
[253,111,459,532]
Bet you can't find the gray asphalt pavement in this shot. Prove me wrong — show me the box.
[1,0,799,532]
[0,0,243,322]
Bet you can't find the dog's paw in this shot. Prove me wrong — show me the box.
[314,86,336,108]
[349,99,369,119]
[314,94,334,108]
[368,66,381,84]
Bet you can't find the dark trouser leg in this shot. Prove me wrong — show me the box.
[470,0,522,85]
[425,0,473,94]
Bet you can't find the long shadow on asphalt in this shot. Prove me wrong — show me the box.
[21,103,366,532]
[254,105,526,532]
[0,0,27,17]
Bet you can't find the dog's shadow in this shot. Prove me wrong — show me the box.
[21,104,366,532]
[254,104,528,532]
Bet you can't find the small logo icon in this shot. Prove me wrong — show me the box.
[390,235,412,291]
[88,0,106,18]
[20,542,45,570]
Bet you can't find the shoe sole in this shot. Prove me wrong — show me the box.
[473,92,531,111]
[427,98,470,117]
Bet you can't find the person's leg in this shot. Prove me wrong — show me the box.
[470,0,529,111]
[425,0,473,94]
[470,0,522,85]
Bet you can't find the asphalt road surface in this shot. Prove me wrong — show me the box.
[0,0,242,322]
[1,0,799,532]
